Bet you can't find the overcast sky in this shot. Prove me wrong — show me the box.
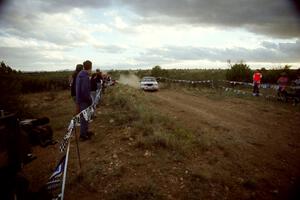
[0,0,300,71]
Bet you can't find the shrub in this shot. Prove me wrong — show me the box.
[226,62,252,82]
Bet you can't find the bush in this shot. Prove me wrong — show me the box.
[225,62,252,82]
[1,62,71,115]
[151,65,169,77]
[0,74,23,113]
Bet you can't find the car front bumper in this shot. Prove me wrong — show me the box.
[141,85,159,91]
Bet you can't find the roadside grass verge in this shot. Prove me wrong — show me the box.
[159,82,300,111]
[21,91,74,137]
[106,85,199,154]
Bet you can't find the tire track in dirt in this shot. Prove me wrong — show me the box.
[151,91,254,133]
[152,90,298,133]
[146,90,300,197]
[149,90,300,159]
[149,90,300,143]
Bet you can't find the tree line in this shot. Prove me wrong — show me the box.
[147,64,300,83]
[0,61,71,114]
[1,61,299,113]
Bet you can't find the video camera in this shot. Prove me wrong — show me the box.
[0,111,55,200]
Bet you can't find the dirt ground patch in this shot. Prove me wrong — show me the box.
[21,87,300,200]
[147,89,300,199]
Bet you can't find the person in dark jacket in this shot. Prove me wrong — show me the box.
[90,73,98,107]
[95,69,103,105]
[76,60,93,140]
[277,72,289,102]
[70,64,83,101]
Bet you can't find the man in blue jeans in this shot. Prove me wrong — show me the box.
[76,60,93,141]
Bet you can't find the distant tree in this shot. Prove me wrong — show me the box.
[284,65,291,70]
[6,65,13,74]
[0,61,14,74]
[151,65,168,77]
[260,67,267,72]
[225,62,252,82]
[227,59,232,67]
[0,61,6,74]
[151,65,162,77]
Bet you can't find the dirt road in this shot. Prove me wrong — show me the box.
[148,89,300,199]
[22,89,300,200]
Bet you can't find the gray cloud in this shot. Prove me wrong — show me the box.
[0,0,110,46]
[95,45,127,54]
[136,40,300,64]
[1,0,299,42]
[1,0,111,14]
[134,52,173,66]
[0,46,74,71]
[1,0,300,70]
[120,0,300,38]
[38,0,111,13]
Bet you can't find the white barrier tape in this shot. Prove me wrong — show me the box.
[158,77,212,84]
[49,87,105,200]
[59,89,101,152]
[222,80,300,91]
[60,139,71,200]
[161,77,299,91]
[158,78,299,101]
[221,86,279,99]
[82,110,89,121]
[67,119,74,132]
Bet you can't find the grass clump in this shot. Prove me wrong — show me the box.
[135,127,197,154]
[107,85,198,154]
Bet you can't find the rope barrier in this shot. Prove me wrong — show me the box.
[45,87,103,200]
[157,77,299,102]
[158,77,299,91]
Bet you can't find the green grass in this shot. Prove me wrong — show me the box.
[106,85,201,154]
[22,91,74,135]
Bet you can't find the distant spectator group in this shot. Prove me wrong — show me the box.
[69,60,113,141]
[252,69,300,104]
[276,72,300,103]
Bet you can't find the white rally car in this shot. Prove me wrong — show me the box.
[140,76,159,91]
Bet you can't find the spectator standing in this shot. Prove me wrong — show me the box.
[95,69,103,105]
[70,64,83,102]
[252,70,262,96]
[102,73,107,94]
[293,73,300,86]
[95,69,101,88]
[277,72,289,101]
[291,73,300,104]
[76,60,93,141]
[90,73,98,107]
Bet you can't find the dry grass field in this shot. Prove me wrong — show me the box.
[21,85,300,200]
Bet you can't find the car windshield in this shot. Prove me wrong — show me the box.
[142,77,156,82]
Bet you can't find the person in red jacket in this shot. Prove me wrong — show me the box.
[253,70,262,96]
